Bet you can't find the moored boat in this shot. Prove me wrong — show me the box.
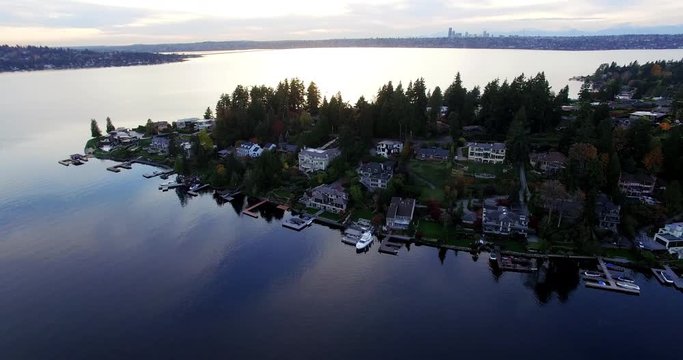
[583,271,602,277]
[355,231,374,250]
[616,281,640,291]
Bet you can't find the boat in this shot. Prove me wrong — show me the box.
[489,252,497,261]
[583,271,603,277]
[617,276,635,283]
[659,270,674,284]
[616,281,640,291]
[355,231,374,250]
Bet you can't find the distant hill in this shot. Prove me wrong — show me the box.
[0,45,195,73]
[80,34,683,53]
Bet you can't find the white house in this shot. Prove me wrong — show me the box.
[235,142,263,158]
[376,140,403,158]
[174,118,200,130]
[298,147,341,173]
[194,118,215,131]
[386,197,416,230]
[654,223,683,259]
[467,142,506,164]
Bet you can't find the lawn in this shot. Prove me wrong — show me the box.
[352,207,375,221]
[457,161,508,177]
[408,160,449,204]
[416,220,474,246]
[320,211,342,222]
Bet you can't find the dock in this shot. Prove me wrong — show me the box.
[243,199,268,218]
[106,162,133,173]
[495,249,538,273]
[282,215,314,230]
[216,189,242,202]
[58,159,72,166]
[664,266,683,290]
[584,258,640,295]
[143,170,174,179]
[378,237,403,255]
[277,204,290,211]
[652,266,683,289]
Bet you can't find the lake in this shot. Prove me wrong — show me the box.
[1,48,682,359]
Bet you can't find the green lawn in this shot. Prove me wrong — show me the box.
[352,207,375,221]
[457,161,508,177]
[320,211,342,221]
[408,160,449,203]
[416,221,474,246]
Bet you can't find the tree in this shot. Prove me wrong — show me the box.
[664,181,682,214]
[204,106,213,119]
[506,107,530,166]
[90,119,102,138]
[307,82,321,115]
[349,185,364,207]
[197,130,214,152]
[642,145,663,174]
[105,117,115,132]
[145,119,154,136]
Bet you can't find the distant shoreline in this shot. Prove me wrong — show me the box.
[81,34,683,53]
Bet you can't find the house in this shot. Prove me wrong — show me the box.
[152,121,171,134]
[357,161,394,191]
[194,118,215,131]
[482,206,528,237]
[415,147,449,161]
[376,140,403,158]
[298,147,341,173]
[263,143,277,151]
[278,143,298,154]
[386,197,416,230]
[653,223,683,259]
[108,128,141,145]
[302,183,349,214]
[149,135,170,153]
[618,173,656,199]
[174,118,199,130]
[595,193,621,232]
[629,111,666,122]
[218,149,233,158]
[530,151,567,175]
[235,142,263,158]
[467,142,506,164]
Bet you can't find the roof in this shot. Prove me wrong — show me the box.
[377,139,402,146]
[483,206,527,225]
[415,147,449,157]
[467,142,506,151]
[595,193,620,213]
[311,183,348,198]
[387,197,416,219]
[300,147,341,159]
[619,173,656,185]
[530,151,567,164]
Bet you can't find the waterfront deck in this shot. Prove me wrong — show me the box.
[243,199,268,218]
[583,258,640,295]
[664,266,683,290]
[282,215,314,230]
[379,238,403,255]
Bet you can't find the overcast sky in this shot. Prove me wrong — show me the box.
[2,0,682,46]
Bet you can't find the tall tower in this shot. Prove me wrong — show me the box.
[448,27,453,38]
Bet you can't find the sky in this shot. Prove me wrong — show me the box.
[1,0,683,46]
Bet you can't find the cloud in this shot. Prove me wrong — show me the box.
[0,0,682,45]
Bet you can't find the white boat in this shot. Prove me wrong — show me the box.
[659,271,674,284]
[616,281,640,291]
[617,276,635,283]
[583,271,603,277]
[489,252,497,261]
[355,231,374,250]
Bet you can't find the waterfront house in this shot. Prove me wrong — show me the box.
[174,118,199,130]
[629,111,666,122]
[302,183,348,214]
[194,118,215,131]
[618,173,656,199]
[298,147,341,173]
[530,151,567,175]
[653,223,683,259]
[235,142,263,158]
[357,161,394,191]
[415,147,449,161]
[466,142,506,164]
[263,143,277,152]
[482,205,528,237]
[386,197,416,230]
[376,140,403,158]
[595,193,621,232]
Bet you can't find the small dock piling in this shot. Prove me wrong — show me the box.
[243,199,268,218]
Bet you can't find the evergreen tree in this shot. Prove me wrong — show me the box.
[307,82,321,115]
[204,107,213,119]
[506,107,530,166]
[105,117,115,132]
[90,119,102,138]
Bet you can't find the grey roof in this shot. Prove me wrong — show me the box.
[387,197,416,219]
[467,142,506,151]
[596,193,620,213]
[619,173,656,185]
[530,151,567,164]
[300,147,341,159]
[415,147,449,158]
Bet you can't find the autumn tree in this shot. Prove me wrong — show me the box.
[642,145,663,174]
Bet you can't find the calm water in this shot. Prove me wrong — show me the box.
[1,48,683,359]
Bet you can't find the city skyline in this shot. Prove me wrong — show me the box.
[1,0,683,46]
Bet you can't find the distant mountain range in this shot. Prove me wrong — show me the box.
[79,34,683,53]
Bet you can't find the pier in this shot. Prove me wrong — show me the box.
[243,199,268,218]
[652,266,683,289]
[379,237,404,255]
[106,161,132,173]
[282,215,314,230]
[583,257,640,295]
